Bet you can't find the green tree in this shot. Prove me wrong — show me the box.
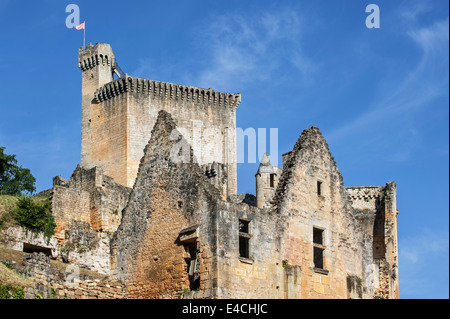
[0,147,36,195]
[12,196,55,242]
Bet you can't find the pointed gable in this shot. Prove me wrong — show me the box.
[271,126,348,211]
[112,110,221,296]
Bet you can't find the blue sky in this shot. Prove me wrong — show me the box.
[0,1,448,298]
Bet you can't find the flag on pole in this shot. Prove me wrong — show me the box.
[75,22,85,30]
[74,21,86,48]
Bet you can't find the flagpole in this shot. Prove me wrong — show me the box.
[83,21,86,49]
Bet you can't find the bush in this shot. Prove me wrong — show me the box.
[0,284,12,299]
[14,287,25,299]
[11,196,56,243]
[0,284,26,299]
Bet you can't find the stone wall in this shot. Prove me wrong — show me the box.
[211,202,289,299]
[0,226,58,258]
[50,165,131,274]
[347,183,399,299]
[51,165,130,238]
[20,252,124,299]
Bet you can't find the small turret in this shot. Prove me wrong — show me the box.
[255,153,281,208]
[78,42,115,88]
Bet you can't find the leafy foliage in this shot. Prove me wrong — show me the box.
[0,284,26,299]
[0,147,36,196]
[11,196,55,243]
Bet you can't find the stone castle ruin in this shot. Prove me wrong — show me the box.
[2,42,399,299]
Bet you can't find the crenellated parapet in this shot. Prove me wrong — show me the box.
[78,42,114,72]
[78,53,113,71]
[94,75,241,109]
[346,186,383,210]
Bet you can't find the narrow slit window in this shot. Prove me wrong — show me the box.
[317,180,322,196]
[270,174,275,188]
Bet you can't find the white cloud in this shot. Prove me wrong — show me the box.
[129,7,318,95]
[190,7,316,92]
[408,17,449,56]
[400,0,433,22]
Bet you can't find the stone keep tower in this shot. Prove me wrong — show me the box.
[78,43,240,197]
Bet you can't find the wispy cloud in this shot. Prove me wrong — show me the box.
[326,11,449,162]
[408,17,449,56]
[400,0,433,22]
[188,7,317,92]
[130,7,319,95]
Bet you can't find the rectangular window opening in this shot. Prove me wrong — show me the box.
[313,227,325,270]
[239,219,249,234]
[314,247,324,269]
[313,227,323,245]
[183,243,200,291]
[239,236,250,259]
[270,174,275,188]
[239,219,251,259]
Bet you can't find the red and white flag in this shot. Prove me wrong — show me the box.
[75,22,85,30]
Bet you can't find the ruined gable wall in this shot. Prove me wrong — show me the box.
[112,110,223,298]
[272,127,374,299]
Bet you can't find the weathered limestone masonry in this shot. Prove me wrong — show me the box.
[79,43,240,199]
[110,112,399,299]
[347,183,399,299]
[270,127,372,298]
[50,165,131,274]
[111,110,222,298]
[19,252,124,299]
